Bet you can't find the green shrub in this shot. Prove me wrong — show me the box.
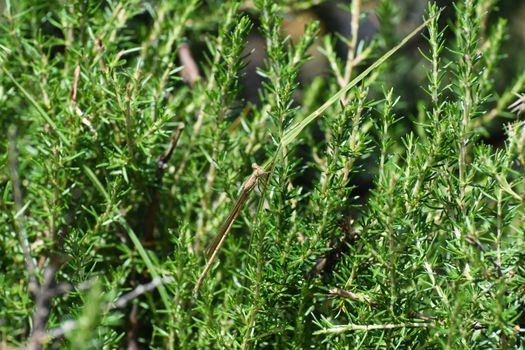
[1,0,524,348]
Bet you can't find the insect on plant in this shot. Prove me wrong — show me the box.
[193,163,266,294]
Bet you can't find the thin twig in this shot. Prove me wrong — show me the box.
[343,0,361,87]
[157,123,186,176]
[69,64,98,135]
[39,276,174,342]
[69,64,80,104]
[7,126,38,293]
[408,311,439,322]
[314,322,435,335]
[126,303,139,350]
[124,83,136,162]
[307,229,357,279]
[193,164,266,295]
[114,276,174,308]
[48,278,95,297]
[28,257,63,350]
[328,288,375,304]
[465,235,502,277]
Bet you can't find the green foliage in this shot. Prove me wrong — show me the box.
[1,0,524,348]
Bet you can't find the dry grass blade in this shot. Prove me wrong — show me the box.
[2,67,69,146]
[278,11,441,151]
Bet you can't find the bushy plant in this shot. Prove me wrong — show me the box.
[1,0,524,348]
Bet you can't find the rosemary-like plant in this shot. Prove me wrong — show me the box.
[1,0,524,348]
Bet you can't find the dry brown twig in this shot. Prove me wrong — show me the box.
[144,123,185,242]
[68,64,97,135]
[157,123,186,174]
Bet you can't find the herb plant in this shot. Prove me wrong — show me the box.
[1,0,524,348]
